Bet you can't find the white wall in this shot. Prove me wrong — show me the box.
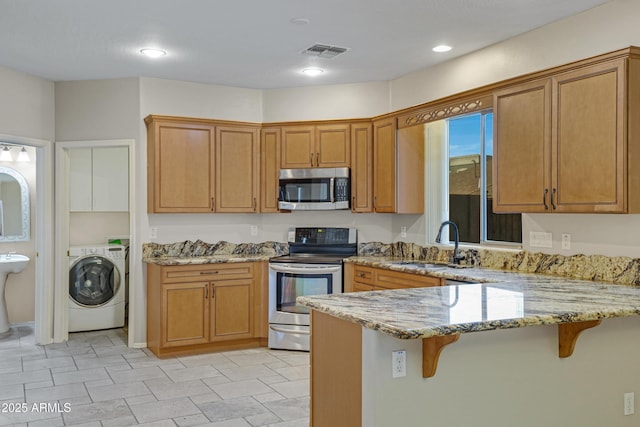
[0,66,54,141]
[0,66,53,325]
[262,81,390,122]
[363,316,640,427]
[390,0,640,111]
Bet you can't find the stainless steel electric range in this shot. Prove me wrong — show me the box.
[268,227,357,351]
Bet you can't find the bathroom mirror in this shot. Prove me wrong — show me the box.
[0,167,30,241]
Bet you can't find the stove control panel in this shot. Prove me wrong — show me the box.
[288,227,356,245]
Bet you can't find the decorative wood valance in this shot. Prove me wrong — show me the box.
[397,94,493,129]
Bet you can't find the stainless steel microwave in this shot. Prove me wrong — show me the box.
[278,167,350,210]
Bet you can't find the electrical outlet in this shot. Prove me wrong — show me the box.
[561,233,571,250]
[392,350,406,378]
[401,226,407,238]
[149,227,157,239]
[251,225,258,236]
[624,392,634,415]
[529,231,552,248]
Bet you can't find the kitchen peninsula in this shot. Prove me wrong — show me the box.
[298,262,640,427]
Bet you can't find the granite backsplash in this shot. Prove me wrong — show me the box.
[142,240,640,286]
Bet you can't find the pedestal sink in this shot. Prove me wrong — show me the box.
[0,254,29,334]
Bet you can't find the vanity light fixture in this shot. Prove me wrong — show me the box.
[140,48,167,58]
[432,45,452,53]
[0,146,12,162]
[302,67,324,76]
[16,147,29,162]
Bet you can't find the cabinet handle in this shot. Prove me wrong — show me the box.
[310,153,313,166]
[253,197,257,212]
[543,189,549,210]
[211,286,215,298]
[315,152,320,167]
[357,272,365,277]
[211,197,215,211]
[200,271,219,275]
[551,188,557,210]
[374,196,377,212]
[205,286,208,299]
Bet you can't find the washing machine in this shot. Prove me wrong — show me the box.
[68,245,126,332]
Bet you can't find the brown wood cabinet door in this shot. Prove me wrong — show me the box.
[315,124,350,167]
[552,59,626,213]
[161,282,210,348]
[149,121,214,213]
[396,125,424,214]
[373,118,397,212]
[351,122,373,212]
[216,126,259,213]
[260,127,281,212]
[493,79,552,213]
[281,126,315,168]
[210,279,254,341]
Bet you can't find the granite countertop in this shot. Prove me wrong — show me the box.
[298,257,640,340]
[143,254,272,265]
[142,240,289,265]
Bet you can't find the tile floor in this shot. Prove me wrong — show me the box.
[0,325,310,426]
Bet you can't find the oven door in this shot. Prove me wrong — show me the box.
[268,263,342,326]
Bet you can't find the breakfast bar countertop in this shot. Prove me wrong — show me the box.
[297,260,640,340]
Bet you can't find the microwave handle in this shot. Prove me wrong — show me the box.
[330,177,335,203]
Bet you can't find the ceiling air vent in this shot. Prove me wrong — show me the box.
[301,44,349,59]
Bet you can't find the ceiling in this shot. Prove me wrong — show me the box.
[0,0,610,90]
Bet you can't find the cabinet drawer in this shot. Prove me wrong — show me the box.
[352,265,374,285]
[161,263,254,283]
[374,269,442,289]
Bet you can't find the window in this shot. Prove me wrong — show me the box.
[446,112,521,244]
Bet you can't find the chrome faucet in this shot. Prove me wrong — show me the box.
[5,251,16,259]
[435,221,464,265]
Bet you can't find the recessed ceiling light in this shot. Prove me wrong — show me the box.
[432,45,452,53]
[290,17,310,25]
[140,48,167,58]
[302,67,324,76]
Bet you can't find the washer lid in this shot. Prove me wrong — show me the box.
[69,256,120,307]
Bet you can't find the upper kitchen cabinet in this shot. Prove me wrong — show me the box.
[260,127,281,213]
[373,118,424,213]
[350,121,373,212]
[69,146,129,212]
[215,126,259,213]
[280,123,350,168]
[494,53,640,213]
[147,117,215,213]
[146,115,259,213]
[493,79,551,213]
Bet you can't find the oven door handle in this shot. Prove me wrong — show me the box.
[269,325,311,335]
[268,264,342,274]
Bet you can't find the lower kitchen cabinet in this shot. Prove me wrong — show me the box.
[344,263,443,292]
[147,261,266,358]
